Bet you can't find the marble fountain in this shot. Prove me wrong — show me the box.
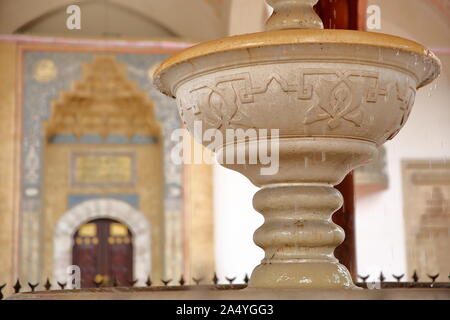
[152,0,441,290]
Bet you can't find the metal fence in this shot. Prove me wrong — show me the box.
[1,271,449,300]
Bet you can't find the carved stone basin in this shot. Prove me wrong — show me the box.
[153,1,440,289]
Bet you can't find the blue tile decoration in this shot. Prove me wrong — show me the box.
[48,134,158,144]
[68,194,139,209]
[78,134,103,144]
[104,135,131,144]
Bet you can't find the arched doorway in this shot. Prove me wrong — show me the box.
[54,198,151,287]
[72,218,133,288]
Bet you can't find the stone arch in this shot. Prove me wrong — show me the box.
[53,198,151,285]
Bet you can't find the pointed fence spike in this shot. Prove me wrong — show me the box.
[427,273,439,283]
[393,274,404,282]
[57,281,67,290]
[146,276,152,287]
[378,272,385,283]
[179,276,185,286]
[44,278,52,291]
[13,279,21,293]
[192,277,203,285]
[225,276,236,284]
[212,273,219,285]
[128,279,138,287]
[412,270,419,283]
[161,279,172,286]
[358,275,369,283]
[28,282,39,293]
[244,274,249,284]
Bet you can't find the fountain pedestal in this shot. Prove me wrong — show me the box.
[222,138,376,288]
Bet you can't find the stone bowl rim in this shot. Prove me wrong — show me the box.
[153,29,441,97]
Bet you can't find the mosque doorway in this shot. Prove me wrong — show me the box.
[72,218,133,288]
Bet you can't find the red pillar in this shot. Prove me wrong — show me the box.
[314,0,367,280]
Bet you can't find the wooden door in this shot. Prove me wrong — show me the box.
[72,218,133,288]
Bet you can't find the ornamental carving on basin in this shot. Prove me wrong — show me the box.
[178,66,417,145]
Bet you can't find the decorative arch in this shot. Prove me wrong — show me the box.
[0,0,227,39]
[53,198,151,285]
[45,55,161,140]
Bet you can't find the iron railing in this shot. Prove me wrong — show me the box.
[1,271,449,300]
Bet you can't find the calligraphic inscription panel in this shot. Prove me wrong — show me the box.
[72,152,135,186]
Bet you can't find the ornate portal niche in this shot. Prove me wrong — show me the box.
[43,56,164,285]
[402,160,450,282]
[45,56,161,141]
